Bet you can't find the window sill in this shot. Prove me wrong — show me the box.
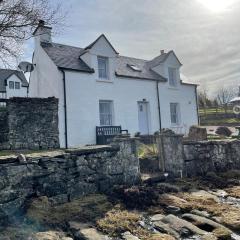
[96,79,113,83]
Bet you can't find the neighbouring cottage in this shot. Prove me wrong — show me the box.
[29,20,199,148]
[0,69,28,99]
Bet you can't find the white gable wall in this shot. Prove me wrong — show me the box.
[6,74,28,98]
[29,39,66,148]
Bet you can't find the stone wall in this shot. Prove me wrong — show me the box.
[0,97,59,150]
[0,110,8,149]
[156,130,240,177]
[0,137,140,221]
[184,140,240,177]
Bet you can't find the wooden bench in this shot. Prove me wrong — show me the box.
[96,126,128,145]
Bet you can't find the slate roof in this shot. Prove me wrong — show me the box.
[41,42,169,81]
[0,69,28,92]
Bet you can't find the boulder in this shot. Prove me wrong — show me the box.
[160,214,207,236]
[188,126,207,141]
[215,126,232,137]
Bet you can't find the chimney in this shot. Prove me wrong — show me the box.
[160,50,165,55]
[33,20,52,43]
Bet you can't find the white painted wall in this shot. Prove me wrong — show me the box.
[6,74,28,98]
[29,36,66,148]
[30,34,198,147]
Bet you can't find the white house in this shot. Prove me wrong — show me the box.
[0,69,28,99]
[29,21,199,148]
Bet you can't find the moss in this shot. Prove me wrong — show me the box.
[26,194,113,227]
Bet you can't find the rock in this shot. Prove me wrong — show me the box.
[17,154,27,163]
[160,214,207,236]
[158,194,190,210]
[188,126,207,141]
[32,231,73,240]
[191,210,211,218]
[68,222,110,240]
[182,214,232,237]
[150,214,165,222]
[122,231,140,240]
[216,126,232,137]
[77,228,110,240]
[165,205,181,214]
[153,221,180,239]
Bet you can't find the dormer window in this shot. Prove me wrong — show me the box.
[98,56,109,79]
[127,64,142,72]
[168,67,177,86]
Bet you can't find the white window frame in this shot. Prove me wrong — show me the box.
[15,82,20,89]
[170,103,181,125]
[168,67,177,86]
[99,100,114,126]
[98,56,109,80]
[9,81,14,89]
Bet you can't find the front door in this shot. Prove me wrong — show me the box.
[138,102,149,134]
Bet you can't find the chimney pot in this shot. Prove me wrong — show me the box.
[160,50,165,55]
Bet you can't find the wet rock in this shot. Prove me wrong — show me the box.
[122,231,140,240]
[160,214,207,236]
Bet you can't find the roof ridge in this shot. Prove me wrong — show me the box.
[119,55,149,62]
[51,42,83,50]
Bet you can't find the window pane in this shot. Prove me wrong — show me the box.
[9,81,14,89]
[15,82,20,89]
[98,56,108,79]
[99,101,113,126]
[170,103,179,124]
[168,68,177,86]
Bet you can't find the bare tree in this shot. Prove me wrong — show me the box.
[216,87,235,114]
[0,0,65,66]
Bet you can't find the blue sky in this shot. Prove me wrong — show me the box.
[23,0,240,96]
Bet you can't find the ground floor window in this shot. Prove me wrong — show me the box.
[99,100,114,126]
[170,102,180,125]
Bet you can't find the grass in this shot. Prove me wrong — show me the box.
[201,118,240,126]
[138,144,158,159]
[97,209,174,240]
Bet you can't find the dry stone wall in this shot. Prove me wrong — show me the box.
[0,97,59,150]
[157,131,240,177]
[0,137,140,221]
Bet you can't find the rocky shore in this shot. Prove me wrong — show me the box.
[0,170,240,240]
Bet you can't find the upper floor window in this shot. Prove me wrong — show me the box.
[15,82,20,89]
[99,100,113,126]
[9,81,14,89]
[168,67,177,86]
[98,56,109,79]
[170,103,180,125]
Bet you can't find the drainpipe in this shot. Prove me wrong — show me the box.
[156,81,162,131]
[60,69,68,149]
[195,86,200,125]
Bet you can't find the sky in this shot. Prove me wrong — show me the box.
[23,0,240,97]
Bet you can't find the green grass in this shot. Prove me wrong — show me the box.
[201,118,240,126]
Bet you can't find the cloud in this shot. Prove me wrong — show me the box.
[23,0,240,97]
